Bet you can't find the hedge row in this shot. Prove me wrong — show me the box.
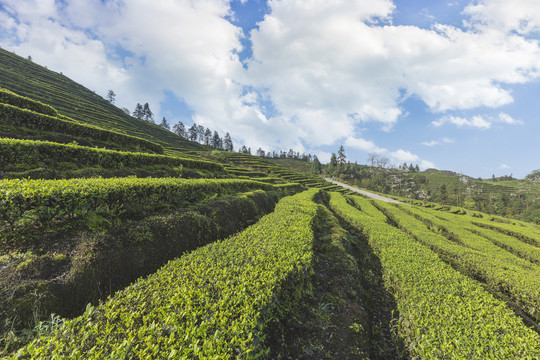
[0,103,164,154]
[0,178,274,241]
[13,189,321,359]
[398,204,540,321]
[469,224,540,264]
[328,192,540,358]
[471,219,540,248]
[0,138,223,172]
[0,190,283,347]
[0,88,58,117]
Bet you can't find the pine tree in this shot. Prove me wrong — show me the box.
[311,156,322,174]
[328,153,338,174]
[132,103,144,119]
[188,123,198,142]
[204,128,212,146]
[223,133,233,151]
[197,125,205,143]
[337,145,346,166]
[212,131,222,149]
[142,103,154,123]
[159,117,170,130]
[172,121,186,137]
[106,90,116,104]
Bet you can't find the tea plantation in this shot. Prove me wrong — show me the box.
[1,48,539,358]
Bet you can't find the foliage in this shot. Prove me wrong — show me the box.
[328,192,540,358]
[0,178,275,248]
[0,88,58,117]
[0,138,223,173]
[379,202,540,321]
[12,189,321,359]
[0,49,205,153]
[0,103,164,154]
[0,190,283,354]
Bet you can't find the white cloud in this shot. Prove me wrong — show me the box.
[500,163,511,169]
[389,149,435,169]
[432,115,491,129]
[497,112,523,125]
[464,0,540,35]
[345,136,386,153]
[422,140,439,147]
[0,0,538,158]
[432,112,522,129]
[422,137,454,146]
[247,0,540,147]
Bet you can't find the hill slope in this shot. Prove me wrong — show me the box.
[0,48,204,155]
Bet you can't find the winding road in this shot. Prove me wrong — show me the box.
[325,178,404,204]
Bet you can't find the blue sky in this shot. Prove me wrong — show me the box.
[0,0,539,178]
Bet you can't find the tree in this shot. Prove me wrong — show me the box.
[256,148,265,157]
[159,117,170,130]
[27,55,32,61]
[223,133,233,151]
[408,163,415,172]
[188,123,198,142]
[526,169,540,182]
[122,108,130,115]
[415,164,420,172]
[337,145,346,171]
[197,125,205,143]
[132,103,144,119]
[311,156,322,174]
[367,153,378,167]
[142,103,154,123]
[106,90,116,104]
[439,184,448,202]
[328,153,338,174]
[204,128,212,146]
[212,131,222,149]
[173,121,186,138]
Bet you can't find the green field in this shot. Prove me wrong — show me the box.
[1,47,540,359]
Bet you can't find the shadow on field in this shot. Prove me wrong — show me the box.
[341,216,410,360]
[268,204,410,359]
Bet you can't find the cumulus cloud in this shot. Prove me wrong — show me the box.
[0,0,129,103]
[464,0,540,35]
[247,0,540,148]
[345,136,387,153]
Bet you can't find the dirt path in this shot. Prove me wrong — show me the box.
[325,179,405,204]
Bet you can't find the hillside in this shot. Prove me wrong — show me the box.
[328,161,540,224]
[0,48,204,156]
[1,50,540,358]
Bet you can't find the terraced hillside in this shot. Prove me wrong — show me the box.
[1,50,540,358]
[0,49,203,155]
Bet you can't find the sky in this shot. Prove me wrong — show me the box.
[0,0,539,179]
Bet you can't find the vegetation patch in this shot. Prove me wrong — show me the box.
[11,189,321,359]
[328,192,540,358]
[0,102,163,154]
[0,190,282,355]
